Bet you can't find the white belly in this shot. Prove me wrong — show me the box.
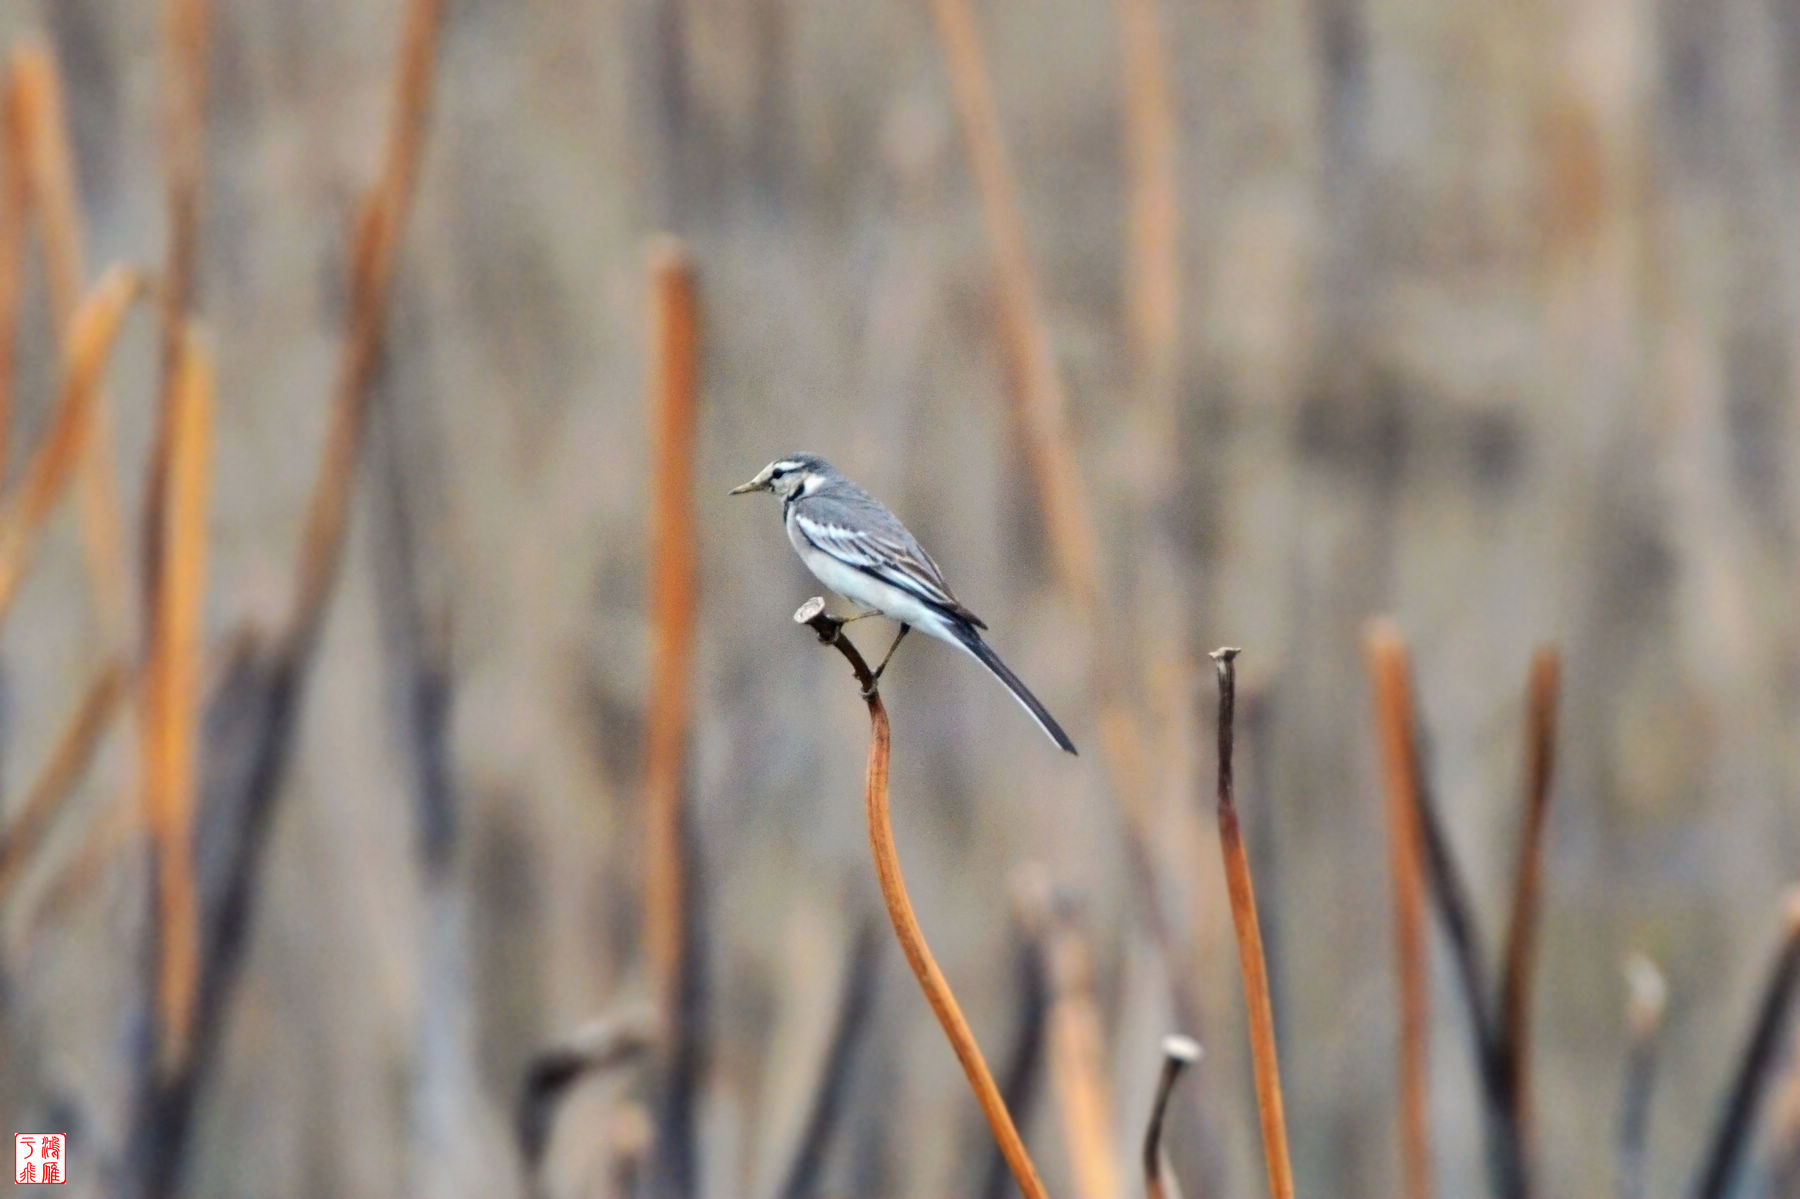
[787,512,965,649]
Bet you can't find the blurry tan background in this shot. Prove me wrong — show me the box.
[1,0,1798,1197]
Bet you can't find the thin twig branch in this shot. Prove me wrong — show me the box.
[1143,1035,1201,1199]
[797,596,1048,1199]
[1211,647,1294,1199]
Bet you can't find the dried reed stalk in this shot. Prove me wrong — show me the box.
[1691,890,1800,1199]
[1616,954,1664,1199]
[286,0,443,651]
[0,658,127,904]
[10,39,132,644]
[1143,1034,1200,1199]
[929,0,1198,1046]
[140,325,213,1077]
[123,6,444,1191]
[797,597,1048,1199]
[1499,647,1560,1150]
[1046,908,1121,1199]
[145,0,210,596]
[1365,622,1433,1199]
[0,266,142,625]
[0,69,28,482]
[1210,647,1293,1199]
[1116,0,1179,397]
[1369,627,1526,1199]
[643,237,699,1022]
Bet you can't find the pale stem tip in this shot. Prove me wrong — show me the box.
[1623,953,1667,1037]
[1161,1034,1202,1064]
[794,596,828,624]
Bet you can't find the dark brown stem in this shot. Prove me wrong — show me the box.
[1500,647,1560,1155]
[798,597,1048,1199]
[778,918,882,1199]
[1143,1035,1201,1199]
[1211,647,1294,1199]
[1691,891,1800,1199]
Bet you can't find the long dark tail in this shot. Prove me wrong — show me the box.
[946,621,1078,755]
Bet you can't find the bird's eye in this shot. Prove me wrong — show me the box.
[769,466,787,479]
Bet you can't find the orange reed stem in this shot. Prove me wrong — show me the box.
[1211,648,1294,1199]
[1365,622,1433,1199]
[798,601,1048,1199]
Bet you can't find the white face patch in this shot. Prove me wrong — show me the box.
[765,458,813,499]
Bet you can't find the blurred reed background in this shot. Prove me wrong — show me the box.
[0,0,1798,1196]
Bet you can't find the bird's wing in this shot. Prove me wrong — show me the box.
[791,492,988,628]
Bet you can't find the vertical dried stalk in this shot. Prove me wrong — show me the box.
[1116,0,1179,397]
[141,325,213,1078]
[0,266,142,624]
[1691,890,1800,1199]
[286,0,444,651]
[1365,622,1433,1199]
[1046,908,1120,1199]
[0,69,28,483]
[1143,1035,1201,1199]
[1500,647,1560,1150]
[145,0,210,599]
[10,39,133,645]
[927,0,1101,612]
[1616,954,1664,1199]
[1210,647,1294,1199]
[797,599,1048,1199]
[643,238,699,1022]
[930,0,1199,1048]
[0,658,127,903]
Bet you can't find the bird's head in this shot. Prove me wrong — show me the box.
[729,453,831,501]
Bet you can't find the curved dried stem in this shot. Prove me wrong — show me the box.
[796,597,1047,1199]
[1211,647,1293,1199]
[1143,1034,1200,1199]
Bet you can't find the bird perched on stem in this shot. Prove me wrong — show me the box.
[731,453,1077,754]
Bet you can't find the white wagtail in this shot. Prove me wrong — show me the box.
[731,453,1077,754]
